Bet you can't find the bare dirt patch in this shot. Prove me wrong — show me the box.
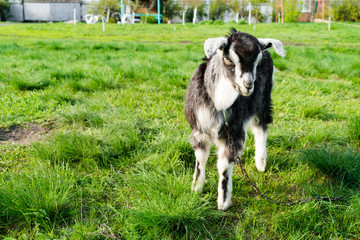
[283,41,306,46]
[0,123,51,144]
[179,41,193,44]
[142,41,194,44]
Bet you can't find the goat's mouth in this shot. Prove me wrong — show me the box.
[234,83,253,96]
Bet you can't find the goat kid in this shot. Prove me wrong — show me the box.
[185,28,285,211]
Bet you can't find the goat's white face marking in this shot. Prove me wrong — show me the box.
[253,51,263,76]
[228,45,241,66]
[228,44,263,97]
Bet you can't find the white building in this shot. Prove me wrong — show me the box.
[8,0,96,22]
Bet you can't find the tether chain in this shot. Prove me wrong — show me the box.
[223,121,360,206]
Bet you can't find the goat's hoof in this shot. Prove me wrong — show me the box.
[218,200,232,211]
[256,165,266,172]
[255,157,266,172]
[191,183,204,193]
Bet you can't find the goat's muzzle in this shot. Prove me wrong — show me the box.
[234,81,254,97]
[234,72,255,96]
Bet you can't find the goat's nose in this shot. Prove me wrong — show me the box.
[244,81,253,89]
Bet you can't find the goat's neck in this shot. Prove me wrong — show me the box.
[205,55,239,111]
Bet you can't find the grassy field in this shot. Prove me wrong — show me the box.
[0,22,360,239]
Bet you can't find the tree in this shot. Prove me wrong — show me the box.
[244,0,270,23]
[188,0,203,23]
[227,0,246,23]
[185,3,207,23]
[209,0,230,21]
[180,0,186,25]
[97,0,120,21]
[0,0,9,21]
[162,0,181,23]
[283,0,300,22]
[140,0,157,23]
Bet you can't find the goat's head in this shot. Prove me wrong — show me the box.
[204,28,286,97]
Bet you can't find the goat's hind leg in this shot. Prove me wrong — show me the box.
[191,134,210,193]
[251,119,267,172]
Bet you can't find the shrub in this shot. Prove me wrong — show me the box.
[243,6,267,23]
[238,19,248,24]
[200,19,226,25]
[251,8,266,22]
[333,0,360,22]
[108,17,117,23]
[199,19,214,25]
[284,0,301,22]
[213,19,225,24]
[141,15,158,23]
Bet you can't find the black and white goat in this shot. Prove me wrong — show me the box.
[185,28,286,211]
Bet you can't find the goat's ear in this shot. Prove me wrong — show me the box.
[231,28,237,34]
[258,38,286,58]
[204,37,228,58]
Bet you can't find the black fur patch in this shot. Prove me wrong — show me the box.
[222,170,228,202]
[194,162,201,181]
[193,141,206,150]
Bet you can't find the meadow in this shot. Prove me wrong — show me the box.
[0,22,360,239]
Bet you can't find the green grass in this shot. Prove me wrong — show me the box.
[124,166,224,239]
[0,162,78,232]
[349,116,360,143]
[0,22,360,238]
[301,146,360,184]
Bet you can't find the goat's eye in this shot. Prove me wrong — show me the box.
[223,57,234,67]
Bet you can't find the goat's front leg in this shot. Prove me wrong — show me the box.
[251,121,267,172]
[216,141,235,211]
[191,142,210,193]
